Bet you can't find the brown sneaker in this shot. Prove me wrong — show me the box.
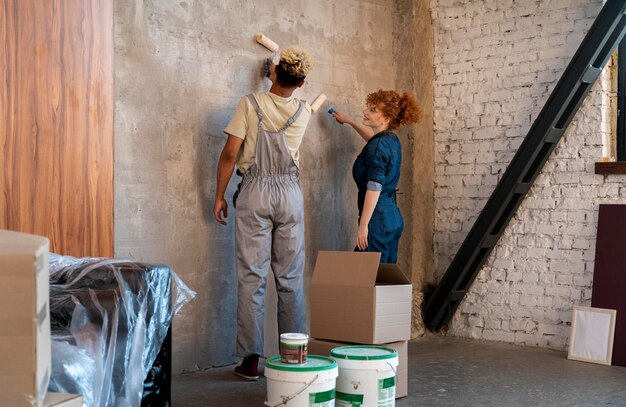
[234,355,259,381]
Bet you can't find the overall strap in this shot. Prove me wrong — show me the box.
[277,100,305,132]
[246,94,263,121]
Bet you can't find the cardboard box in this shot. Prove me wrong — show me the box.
[308,338,408,399]
[44,392,83,407]
[0,230,50,407]
[310,251,412,344]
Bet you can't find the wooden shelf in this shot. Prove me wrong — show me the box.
[595,161,626,174]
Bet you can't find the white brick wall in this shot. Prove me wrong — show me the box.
[432,0,626,350]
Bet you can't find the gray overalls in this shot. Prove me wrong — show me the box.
[234,94,307,358]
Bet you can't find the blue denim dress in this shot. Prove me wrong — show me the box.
[352,130,404,263]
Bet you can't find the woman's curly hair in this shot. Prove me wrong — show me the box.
[366,90,421,130]
[276,46,314,87]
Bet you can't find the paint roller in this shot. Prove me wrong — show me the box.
[256,34,279,52]
[310,94,327,113]
[257,34,279,78]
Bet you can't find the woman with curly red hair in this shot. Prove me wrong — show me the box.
[332,90,421,263]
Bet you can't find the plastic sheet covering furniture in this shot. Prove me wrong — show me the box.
[46,255,195,407]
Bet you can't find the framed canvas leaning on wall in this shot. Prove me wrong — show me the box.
[568,306,617,365]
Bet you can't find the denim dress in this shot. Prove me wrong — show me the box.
[352,130,404,263]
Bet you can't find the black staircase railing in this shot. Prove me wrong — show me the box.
[424,0,626,332]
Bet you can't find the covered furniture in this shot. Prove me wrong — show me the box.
[47,255,194,407]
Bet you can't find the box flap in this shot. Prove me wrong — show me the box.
[312,251,381,287]
[310,284,375,343]
[0,230,48,255]
[377,264,410,285]
[44,392,83,407]
[373,285,412,342]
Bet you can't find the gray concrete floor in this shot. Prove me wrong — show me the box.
[172,335,626,406]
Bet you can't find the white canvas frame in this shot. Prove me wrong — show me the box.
[568,305,617,365]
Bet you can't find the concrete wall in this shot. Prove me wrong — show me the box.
[114,0,431,372]
[114,0,613,369]
[394,0,435,337]
[432,0,625,350]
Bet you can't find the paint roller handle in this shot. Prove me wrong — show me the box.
[264,374,319,407]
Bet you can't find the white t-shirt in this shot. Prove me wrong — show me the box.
[224,92,311,172]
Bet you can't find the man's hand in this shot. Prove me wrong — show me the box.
[214,134,243,225]
[264,54,278,82]
[213,197,229,225]
[268,57,277,82]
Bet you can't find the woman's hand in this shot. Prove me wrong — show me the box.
[332,110,351,125]
[356,224,368,250]
[333,110,374,141]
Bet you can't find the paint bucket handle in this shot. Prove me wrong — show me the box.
[386,362,398,381]
[264,374,319,407]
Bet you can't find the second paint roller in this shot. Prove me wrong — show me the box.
[310,94,327,113]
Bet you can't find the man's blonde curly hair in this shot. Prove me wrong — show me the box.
[279,46,314,79]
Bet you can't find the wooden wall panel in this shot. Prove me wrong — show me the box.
[1,0,114,257]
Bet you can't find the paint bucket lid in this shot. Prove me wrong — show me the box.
[280,333,308,345]
[266,355,337,372]
[330,345,398,361]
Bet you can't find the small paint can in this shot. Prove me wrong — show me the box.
[279,333,308,364]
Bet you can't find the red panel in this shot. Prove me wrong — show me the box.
[591,204,626,366]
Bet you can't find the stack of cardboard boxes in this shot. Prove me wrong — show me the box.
[0,230,82,407]
[308,251,412,398]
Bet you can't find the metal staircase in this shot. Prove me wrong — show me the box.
[424,0,626,332]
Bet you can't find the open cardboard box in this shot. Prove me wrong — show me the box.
[310,251,412,344]
[44,392,83,407]
[0,230,50,407]
[308,338,408,399]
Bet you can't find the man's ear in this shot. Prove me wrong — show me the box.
[296,80,305,88]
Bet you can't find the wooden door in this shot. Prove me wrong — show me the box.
[1,0,114,257]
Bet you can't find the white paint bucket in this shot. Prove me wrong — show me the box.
[331,346,399,407]
[280,333,309,364]
[265,355,338,407]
